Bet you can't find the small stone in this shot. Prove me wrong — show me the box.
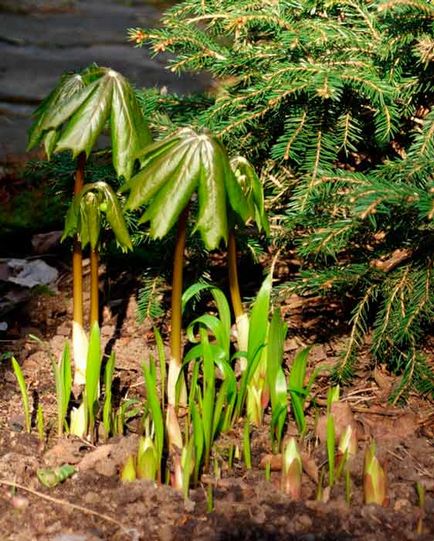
[394,498,411,511]
[9,415,25,432]
[11,495,29,509]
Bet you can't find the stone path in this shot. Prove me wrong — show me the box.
[0,0,208,161]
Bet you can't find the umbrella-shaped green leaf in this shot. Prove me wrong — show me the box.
[28,66,151,180]
[122,127,252,250]
[27,72,86,155]
[62,181,132,251]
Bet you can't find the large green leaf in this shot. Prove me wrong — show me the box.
[139,146,201,238]
[124,127,252,249]
[28,66,151,180]
[110,73,152,180]
[27,72,86,151]
[122,141,191,209]
[56,75,114,159]
[195,138,229,248]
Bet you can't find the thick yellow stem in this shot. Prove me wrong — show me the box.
[90,248,99,327]
[228,230,249,369]
[72,153,86,329]
[72,152,87,386]
[168,206,189,406]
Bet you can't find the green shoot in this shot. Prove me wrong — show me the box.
[267,309,288,450]
[336,424,358,479]
[288,347,312,436]
[52,342,72,436]
[137,435,158,481]
[243,420,252,470]
[326,413,336,487]
[191,402,204,483]
[281,437,302,500]
[154,327,166,411]
[326,385,340,414]
[363,441,388,506]
[120,455,137,482]
[206,483,214,513]
[181,438,195,499]
[143,357,165,480]
[85,322,102,439]
[11,357,31,433]
[244,273,273,425]
[265,461,271,481]
[102,351,116,438]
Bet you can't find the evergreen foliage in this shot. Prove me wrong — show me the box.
[130,0,434,396]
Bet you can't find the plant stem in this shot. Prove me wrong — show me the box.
[73,153,86,328]
[168,206,189,406]
[72,152,87,385]
[90,248,99,326]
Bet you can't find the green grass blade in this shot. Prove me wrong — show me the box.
[267,309,288,447]
[191,402,204,483]
[52,342,72,436]
[243,420,252,469]
[247,273,273,365]
[326,414,336,486]
[143,357,165,475]
[11,357,31,433]
[103,351,116,436]
[200,328,215,468]
[154,327,166,410]
[288,346,312,434]
[85,322,102,437]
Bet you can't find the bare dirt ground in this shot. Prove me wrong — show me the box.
[0,257,433,541]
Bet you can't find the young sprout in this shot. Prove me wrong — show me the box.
[243,420,252,469]
[120,455,137,483]
[363,441,388,506]
[281,437,302,500]
[11,357,31,433]
[52,342,72,436]
[137,436,158,481]
[337,424,358,478]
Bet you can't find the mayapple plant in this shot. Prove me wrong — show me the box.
[62,181,132,335]
[228,157,269,362]
[28,65,151,384]
[121,127,254,408]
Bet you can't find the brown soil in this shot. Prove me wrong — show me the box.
[0,263,433,541]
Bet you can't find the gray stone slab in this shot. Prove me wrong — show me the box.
[0,0,210,160]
